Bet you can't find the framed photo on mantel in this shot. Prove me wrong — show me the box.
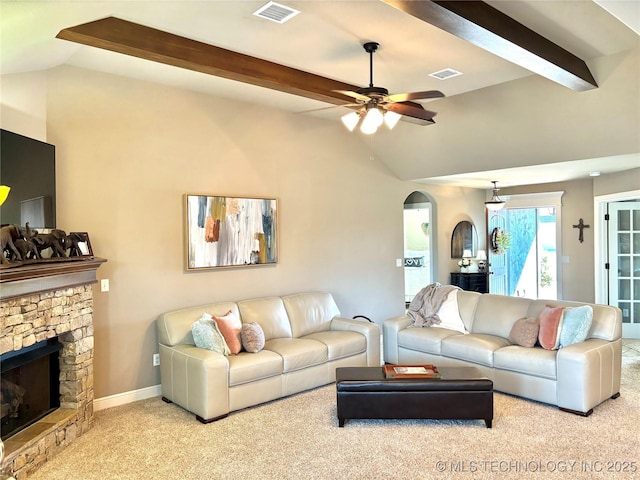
[184,194,278,270]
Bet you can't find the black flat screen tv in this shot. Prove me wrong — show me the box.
[0,129,56,229]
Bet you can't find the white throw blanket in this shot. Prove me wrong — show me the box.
[407,283,461,327]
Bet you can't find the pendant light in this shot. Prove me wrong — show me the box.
[485,181,506,211]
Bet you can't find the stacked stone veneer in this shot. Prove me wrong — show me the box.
[0,284,95,479]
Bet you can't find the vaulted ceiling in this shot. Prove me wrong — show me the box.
[1,1,638,186]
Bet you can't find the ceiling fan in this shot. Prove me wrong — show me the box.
[334,42,445,134]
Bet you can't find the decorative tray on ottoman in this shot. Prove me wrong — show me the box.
[383,364,440,379]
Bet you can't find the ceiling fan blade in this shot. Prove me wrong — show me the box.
[385,90,445,103]
[333,90,371,102]
[386,102,437,125]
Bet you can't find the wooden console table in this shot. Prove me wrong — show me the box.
[450,272,489,293]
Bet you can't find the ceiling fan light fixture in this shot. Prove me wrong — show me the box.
[368,106,384,127]
[384,110,402,129]
[485,181,506,211]
[360,117,378,135]
[341,111,361,132]
[360,106,383,134]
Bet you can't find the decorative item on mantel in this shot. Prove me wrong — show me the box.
[0,223,93,268]
[458,249,473,272]
[572,218,590,243]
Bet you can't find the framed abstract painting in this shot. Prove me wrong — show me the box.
[184,194,278,270]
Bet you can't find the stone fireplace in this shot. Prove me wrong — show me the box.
[0,258,105,479]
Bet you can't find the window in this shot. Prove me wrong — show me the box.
[489,192,563,299]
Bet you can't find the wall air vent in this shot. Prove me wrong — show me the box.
[429,68,463,80]
[253,2,300,24]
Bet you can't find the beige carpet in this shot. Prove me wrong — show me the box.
[28,356,639,480]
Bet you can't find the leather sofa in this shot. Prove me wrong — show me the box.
[157,292,380,422]
[383,291,622,416]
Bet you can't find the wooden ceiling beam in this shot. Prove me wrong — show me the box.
[56,16,361,106]
[382,0,598,91]
[56,16,436,124]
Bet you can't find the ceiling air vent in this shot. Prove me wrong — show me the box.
[429,68,463,80]
[253,2,300,24]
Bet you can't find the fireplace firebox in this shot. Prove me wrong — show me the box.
[1,338,62,440]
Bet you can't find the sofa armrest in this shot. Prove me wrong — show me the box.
[382,315,413,364]
[331,316,381,366]
[159,343,230,421]
[556,338,622,414]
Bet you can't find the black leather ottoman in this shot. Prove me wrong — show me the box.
[336,366,493,428]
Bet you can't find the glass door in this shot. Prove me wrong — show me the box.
[489,207,558,299]
[608,202,640,338]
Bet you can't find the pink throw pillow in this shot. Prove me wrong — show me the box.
[213,310,242,354]
[538,305,565,350]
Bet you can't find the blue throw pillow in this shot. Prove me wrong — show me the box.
[191,313,231,355]
[559,305,593,348]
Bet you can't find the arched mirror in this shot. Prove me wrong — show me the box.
[451,220,477,258]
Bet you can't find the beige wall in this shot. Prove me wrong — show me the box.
[0,72,48,141]
[0,64,634,399]
[594,167,640,197]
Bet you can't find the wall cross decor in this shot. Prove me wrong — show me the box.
[572,218,590,243]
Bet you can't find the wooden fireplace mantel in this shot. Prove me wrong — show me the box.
[0,257,107,300]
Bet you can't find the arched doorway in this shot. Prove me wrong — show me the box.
[403,191,437,306]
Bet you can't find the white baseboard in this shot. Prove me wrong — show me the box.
[94,384,162,411]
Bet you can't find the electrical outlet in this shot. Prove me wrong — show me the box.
[153,353,160,366]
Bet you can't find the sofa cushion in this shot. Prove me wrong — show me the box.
[302,330,365,360]
[472,294,532,338]
[191,314,231,356]
[494,345,557,380]
[237,297,292,341]
[508,317,540,347]
[538,306,565,350]
[214,311,243,354]
[241,322,266,353]
[441,333,511,367]
[227,350,284,386]
[398,326,462,355]
[264,338,328,372]
[282,292,340,337]
[559,305,593,348]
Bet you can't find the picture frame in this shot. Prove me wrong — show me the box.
[184,194,278,270]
